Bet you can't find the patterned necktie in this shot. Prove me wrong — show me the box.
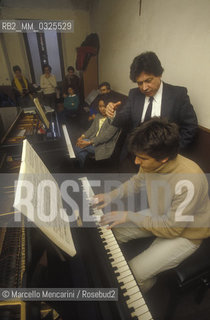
[144,97,154,122]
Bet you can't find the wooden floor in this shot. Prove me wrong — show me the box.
[64,109,210,320]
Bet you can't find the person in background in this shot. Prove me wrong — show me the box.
[75,95,120,167]
[40,64,57,109]
[106,51,198,153]
[88,82,112,121]
[0,91,15,107]
[12,65,35,107]
[98,81,111,94]
[94,117,210,293]
[63,86,79,118]
[63,66,80,96]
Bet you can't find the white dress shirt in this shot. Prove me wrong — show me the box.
[141,81,163,122]
[40,74,57,95]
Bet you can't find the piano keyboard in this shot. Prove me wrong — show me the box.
[62,124,76,158]
[79,177,153,320]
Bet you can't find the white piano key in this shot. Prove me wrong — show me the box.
[122,285,140,297]
[101,236,116,243]
[109,254,126,265]
[136,311,153,320]
[116,269,132,281]
[99,233,114,239]
[127,291,144,305]
[131,304,149,317]
[121,279,137,290]
[100,232,116,240]
[104,243,122,252]
[127,298,146,310]
[107,247,122,254]
[101,232,116,239]
[109,251,125,260]
[99,226,112,232]
[114,263,130,274]
[111,260,128,269]
[99,231,114,239]
[105,245,122,253]
[103,239,118,246]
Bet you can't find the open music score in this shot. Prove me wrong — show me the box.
[13,139,76,257]
[33,97,50,129]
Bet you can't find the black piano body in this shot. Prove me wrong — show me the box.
[0,106,79,173]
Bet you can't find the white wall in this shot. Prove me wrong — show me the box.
[0,35,11,85]
[90,0,210,129]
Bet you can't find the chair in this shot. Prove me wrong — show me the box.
[0,85,16,107]
[119,235,210,320]
[163,237,210,320]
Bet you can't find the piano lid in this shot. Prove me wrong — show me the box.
[0,107,22,145]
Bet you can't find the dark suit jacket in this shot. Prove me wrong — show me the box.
[84,114,120,161]
[112,82,198,149]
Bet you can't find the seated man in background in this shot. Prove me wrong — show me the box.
[75,95,121,167]
[40,64,57,109]
[63,66,80,96]
[106,51,198,153]
[12,65,35,107]
[98,81,112,94]
[88,81,126,122]
[94,118,210,293]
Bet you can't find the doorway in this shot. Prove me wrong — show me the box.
[24,31,64,85]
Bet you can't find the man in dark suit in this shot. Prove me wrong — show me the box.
[106,51,198,151]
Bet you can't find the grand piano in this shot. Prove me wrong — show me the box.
[0,104,77,173]
[0,105,153,320]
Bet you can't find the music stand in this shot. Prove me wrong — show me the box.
[33,97,50,130]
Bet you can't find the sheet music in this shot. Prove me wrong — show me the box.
[13,139,76,257]
[33,98,50,129]
[62,124,76,158]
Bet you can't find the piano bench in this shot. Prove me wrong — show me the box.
[164,237,210,320]
[84,154,119,173]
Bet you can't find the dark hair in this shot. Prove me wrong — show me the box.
[67,85,75,92]
[130,52,164,82]
[98,82,111,90]
[13,65,21,73]
[128,117,179,161]
[67,66,75,72]
[43,64,52,73]
[97,94,112,107]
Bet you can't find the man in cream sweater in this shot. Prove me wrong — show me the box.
[95,117,210,292]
